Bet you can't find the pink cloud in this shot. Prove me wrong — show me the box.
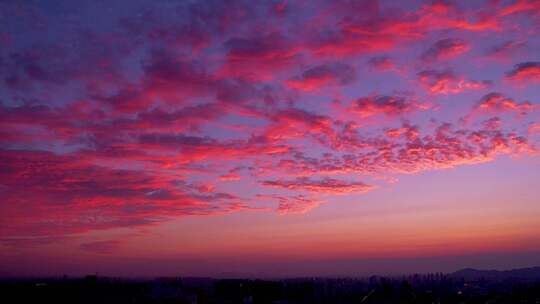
[219,167,244,182]
[476,92,535,114]
[417,69,491,95]
[308,1,500,58]
[350,95,419,117]
[529,123,540,135]
[421,38,470,62]
[263,108,334,141]
[483,40,526,61]
[261,177,375,194]
[506,62,540,83]
[220,33,301,80]
[385,123,420,141]
[136,133,291,163]
[285,63,356,91]
[0,149,253,238]
[498,0,540,17]
[1,0,539,251]
[274,121,534,176]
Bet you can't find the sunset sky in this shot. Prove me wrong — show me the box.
[1,0,540,277]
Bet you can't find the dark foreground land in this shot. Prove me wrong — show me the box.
[2,267,540,303]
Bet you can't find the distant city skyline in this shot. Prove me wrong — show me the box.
[1,0,540,277]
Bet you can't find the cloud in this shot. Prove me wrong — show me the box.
[350,95,419,117]
[385,123,420,140]
[307,28,396,58]
[138,133,291,162]
[0,36,129,94]
[415,2,500,32]
[1,0,539,248]
[221,33,300,79]
[529,123,540,135]
[286,63,356,91]
[135,103,227,132]
[275,122,534,176]
[481,117,503,131]
[118,0,264,51]
[0,149,249,238]
[476,92,534,115]
[484,40,525,61]
[421,38,470,62]
[498,0,540,17]
[219,167,243,182]
[219,173,241,181]
[307,1,499,58]
[264,108,333,140]
[506,62,540,83]
[88,51,216,114]
[261,177,375,194]
[417,69,490,94]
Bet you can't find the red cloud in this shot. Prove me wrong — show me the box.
[93,51,216,113]
[1,0,539,249]
[134,103,227,132]
[219,173,241,181]
[385,123,420,141]
[417,69,490,94]
[499,0,540,16]
[261,177,375,194]
[309,1,499,58]
[350,95,419,117]
[264,108,334,141]
[529,123,540,135]
[308,29,397,58]
[218,167,243,182]
[0,149,252,238]
[137,133,291,163]
[481,117,503,131]
[421,38,470,62]
[285,63,356,91]
[484,40,525,61]
[476,92,534,114]
[415,2,500,32]
[220,33,300,80]
[275,122,534,176]
[506,62,540,83]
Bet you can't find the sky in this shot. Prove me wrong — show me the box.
[1,0,540,278]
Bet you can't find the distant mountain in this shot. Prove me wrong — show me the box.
[451,267,540,281]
